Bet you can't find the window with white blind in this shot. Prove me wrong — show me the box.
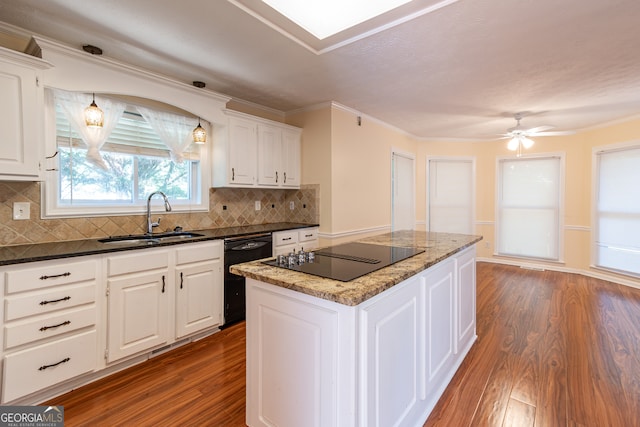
[496,155,563,261]
[593,143,640,277]
[427,157,475,234]
[44,93,208,217]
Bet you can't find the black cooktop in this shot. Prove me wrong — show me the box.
[264,242,424,282]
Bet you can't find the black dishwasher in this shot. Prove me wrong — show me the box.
[223,233,273,327]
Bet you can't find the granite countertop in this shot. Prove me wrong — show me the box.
[230,230,482,306]
[0,222,318,266]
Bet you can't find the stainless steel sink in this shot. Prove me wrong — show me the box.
[99,232,204,245]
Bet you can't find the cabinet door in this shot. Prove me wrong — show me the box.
[175,260,223,338]
[0,57,42,180]
[107,271,170,362]
[257,124,281,186]
[228,117,257,185]
[281,129,301,187]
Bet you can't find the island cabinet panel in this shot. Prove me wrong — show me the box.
[456,247,477,353]
[422,258,457,409]
[359,276,422,427]
[246,282,350,427]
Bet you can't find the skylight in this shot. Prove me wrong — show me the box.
[261,0,414,39]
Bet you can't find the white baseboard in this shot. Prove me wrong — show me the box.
[478,257,640,290]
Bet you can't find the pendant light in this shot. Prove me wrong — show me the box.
[193,118,206,144]
[84,93,104,128]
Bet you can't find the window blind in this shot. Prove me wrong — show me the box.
[497,156,562,260]
[594,146,640,276]
[428,158,474,234]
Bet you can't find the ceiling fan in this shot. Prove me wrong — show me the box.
[501,112,573,156]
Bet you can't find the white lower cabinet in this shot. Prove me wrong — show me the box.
[175,241,223,339]
[0,257,100,403]
[106,241,223,364]
[106,269,170,363]
[246,246,477,427]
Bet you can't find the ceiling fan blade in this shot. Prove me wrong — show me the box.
[524,125,554,134]
[530,130,575,136]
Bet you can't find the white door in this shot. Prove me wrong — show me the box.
[392,151,415,231]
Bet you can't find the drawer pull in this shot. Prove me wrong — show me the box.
[40,296,71,305]
[40,320,71,332]
[162,275,166,293]
[180,272,184,289]
[305,234,313,238]
[40,272,71,280]
[39,357,70,371]
[282,237,292,241]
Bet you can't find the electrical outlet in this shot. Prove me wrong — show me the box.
[484,241,491,249]
[13,202,30,220]
[255,201,261,211]
[289,201,295,210]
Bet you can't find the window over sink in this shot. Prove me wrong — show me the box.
[42,90,210,218]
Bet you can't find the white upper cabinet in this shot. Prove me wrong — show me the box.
[0,46,52,181]
[257,124,301,188]
[227,116,258,186]
[213,110,302,189]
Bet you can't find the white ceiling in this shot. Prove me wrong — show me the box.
[1,0,640,140]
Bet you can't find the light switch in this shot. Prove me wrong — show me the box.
[255,200,261,211]
[13,202,30,220]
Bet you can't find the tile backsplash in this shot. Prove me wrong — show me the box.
[0,182,319,246]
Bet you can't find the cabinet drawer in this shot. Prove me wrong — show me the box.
[4,283,95,321]
[4,305,96,350]
[274,231,297,247]
[298,228,318,242]
[176,241,222,265]
[2,330,97,403]
[4,259,97,294]
[107,249,169,276]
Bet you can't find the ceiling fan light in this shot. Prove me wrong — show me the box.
[507,137,519,151]
[521,136,535,149]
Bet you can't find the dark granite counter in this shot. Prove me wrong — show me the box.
[0,222,318,266]
[231,230,482,306]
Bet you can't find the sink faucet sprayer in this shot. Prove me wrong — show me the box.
[146,191,172,234]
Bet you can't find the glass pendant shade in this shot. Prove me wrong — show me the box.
[521,136,535,149]
[84,93,104,128]
[507,137,520,151]
[193,119,206,144]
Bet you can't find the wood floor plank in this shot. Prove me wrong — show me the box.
[43,263,640,426]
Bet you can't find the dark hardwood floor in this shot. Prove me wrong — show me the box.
[47,263,640,426]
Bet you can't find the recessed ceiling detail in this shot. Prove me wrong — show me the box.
[261,0,413,40]
[228,0,461,54]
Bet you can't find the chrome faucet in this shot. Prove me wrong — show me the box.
[146,191,172,234]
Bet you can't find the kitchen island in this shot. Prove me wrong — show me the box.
[231,230,482,427]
